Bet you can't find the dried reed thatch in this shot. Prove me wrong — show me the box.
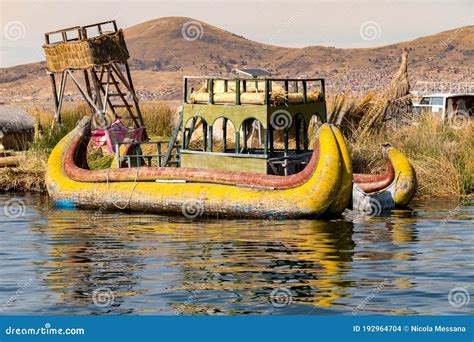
[351,48,413,137]
[43,30,129,73]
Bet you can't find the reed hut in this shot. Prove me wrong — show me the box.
[0,105,35,151]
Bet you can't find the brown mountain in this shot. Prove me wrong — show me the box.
[0,16,472,101]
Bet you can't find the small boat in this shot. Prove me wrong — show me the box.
[350,144,417,215]
[42,21,416,219]
[46,118,348,218]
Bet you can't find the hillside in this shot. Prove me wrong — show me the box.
[0,17,472,101]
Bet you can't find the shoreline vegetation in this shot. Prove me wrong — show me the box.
[0,98,472,200]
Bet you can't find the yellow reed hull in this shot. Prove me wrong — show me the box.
[46,124,343,219]
[352,147,417,214]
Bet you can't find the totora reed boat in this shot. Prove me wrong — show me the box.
[46,118,347,219]
[350,144,417,215]
[43,20,416,219]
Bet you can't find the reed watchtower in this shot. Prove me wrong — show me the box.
[43,20,144,132]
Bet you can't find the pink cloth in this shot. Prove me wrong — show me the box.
[91,120,144,153]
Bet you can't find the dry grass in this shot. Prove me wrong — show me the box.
[1,99,472,199]
[330,93,474,198]
[0,102,175,192]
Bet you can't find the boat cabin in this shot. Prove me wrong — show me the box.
[42,21,327,176]
[179,74,327,175]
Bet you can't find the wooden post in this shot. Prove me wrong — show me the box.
[202,121,207,152]
[303,121,309,152]
[302,80,308,103]
[235,80,240,105]
[124,62,146,129]
[242,120,247,149]
[269,125,274,153]
[295,115,300,152]
[115,143,121,168]
[49,73,60,124]
[183,78,188,103]
[45,33,60,126]
[235,131,240,154]
[83,70,95,116]
[208,78,214,105]
[263,129,268,155]
[222,118,228,152]
[207,125,213,152]
[264,79,270,105]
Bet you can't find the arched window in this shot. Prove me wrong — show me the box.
[184,116,208,151]
[211,117,236,152]
[307,113,322,147]
[293,113,307,151]
[239,118,265,153]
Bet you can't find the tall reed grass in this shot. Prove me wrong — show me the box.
[326,93,473,198]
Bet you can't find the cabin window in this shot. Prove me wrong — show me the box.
[239,118,265,154]
[420,97,430,105]
[431,97,443,106]
[211,117,236,152]
[184,116,208,151]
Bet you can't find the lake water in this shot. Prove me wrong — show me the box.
[0,194,472,315]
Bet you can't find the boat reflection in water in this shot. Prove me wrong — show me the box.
[32,209,358,315]
[4,195,470,315]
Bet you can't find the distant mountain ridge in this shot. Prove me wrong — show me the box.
[0,17,472,101]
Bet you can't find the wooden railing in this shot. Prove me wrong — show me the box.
[183,76,326,106]
[115,140,181,168]
[44,20,118,44]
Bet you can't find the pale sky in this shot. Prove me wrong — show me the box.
[1,0,473,67]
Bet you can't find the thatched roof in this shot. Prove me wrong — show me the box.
[0,106,35,133]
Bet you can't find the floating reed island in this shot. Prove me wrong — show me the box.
[0,22,472,212]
